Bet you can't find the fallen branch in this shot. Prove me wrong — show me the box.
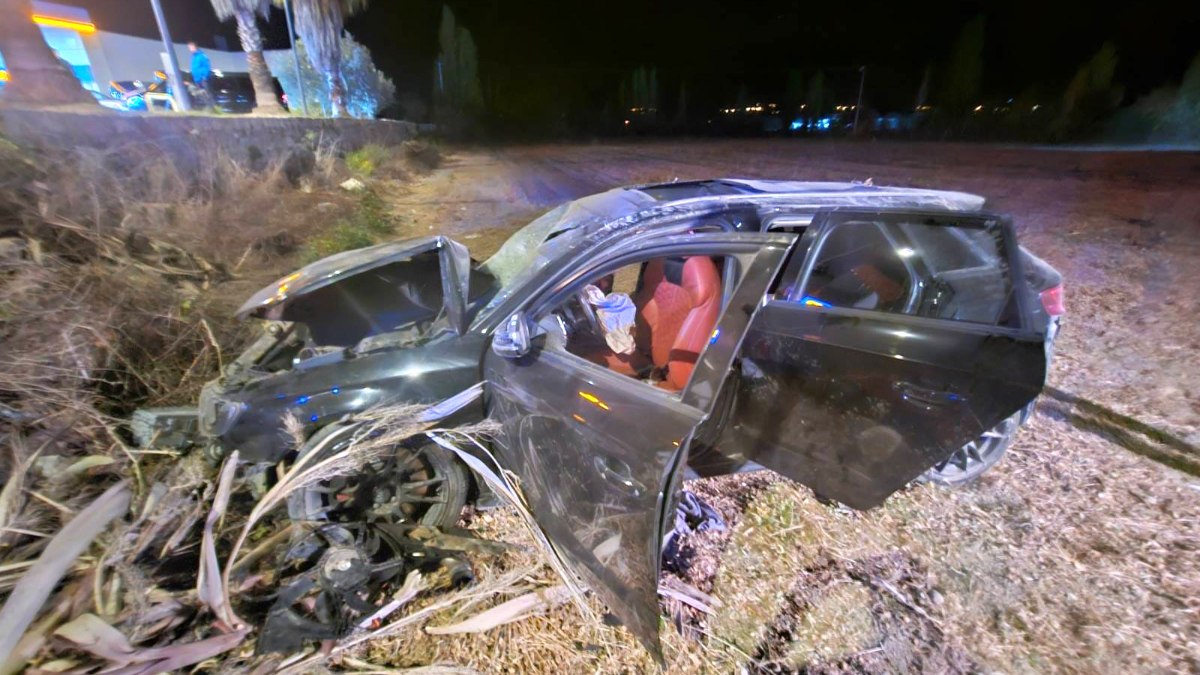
[425,585,572,635]
[869,577,943,634]
[198,451,241,629]
[658,577,721,615]
[54,612,250,675]
[0,481,130,663]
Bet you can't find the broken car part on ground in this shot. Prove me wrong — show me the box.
[134,178,1063,658]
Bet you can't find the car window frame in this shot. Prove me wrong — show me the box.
[524,245,750,402]
[515,234,792,400]
[785,208,1036,336]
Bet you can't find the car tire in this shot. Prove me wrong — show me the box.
[286,422,470,529]
[921,410,1024,486]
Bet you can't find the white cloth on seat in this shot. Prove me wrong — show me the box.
[582,284,637,354]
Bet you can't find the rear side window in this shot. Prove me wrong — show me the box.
[796,216,1021,328]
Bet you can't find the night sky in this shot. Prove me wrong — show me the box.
[76,0,1200,112]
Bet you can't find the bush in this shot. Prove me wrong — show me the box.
[301,189,394,261]
[345,144,390,177]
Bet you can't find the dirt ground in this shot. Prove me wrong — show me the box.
[369,140,1200,674]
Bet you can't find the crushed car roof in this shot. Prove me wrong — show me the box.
[476,180,986,319]
[632,178,986,206]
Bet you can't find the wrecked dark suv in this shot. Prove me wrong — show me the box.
[136,179,1063,656]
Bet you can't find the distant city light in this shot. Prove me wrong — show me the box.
[974,104,984,112]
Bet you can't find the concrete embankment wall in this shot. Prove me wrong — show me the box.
[0,109,427,170]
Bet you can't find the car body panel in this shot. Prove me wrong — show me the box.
[714,209,1047,508]
[200,331,490,463]
[483,232,794,658]
[717,305,1045,508]
[237,235,475,337]
[634,178,987,212]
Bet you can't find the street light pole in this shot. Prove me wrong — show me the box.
[281,0,308,115]
[148,0,190,111]
[853,65,865,133]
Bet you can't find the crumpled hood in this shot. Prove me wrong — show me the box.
[236,235,473,335]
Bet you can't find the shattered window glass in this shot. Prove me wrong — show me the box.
[479,203,570,288]
[801,217,1019,327]
[476,189,660,319]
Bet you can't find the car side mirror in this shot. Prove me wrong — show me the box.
[492,312,533,359]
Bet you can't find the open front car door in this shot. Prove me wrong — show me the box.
[483,231,795,659]
[719,208,1049,509]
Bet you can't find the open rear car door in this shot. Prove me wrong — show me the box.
[719,208,1049,509]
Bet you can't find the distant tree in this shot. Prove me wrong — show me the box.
[1105,48,1198,143]
[1053,41,1123,139]
[671,80,688,129]
[209,0,284,112]
[433,5,484,133]
[282,0,367,117]
[914,64,932,110]
[266,34,393,117]
[805,70,830,117]
[938,15,985,118]
[629,65,658,111]
[783,68,804,116]
[0,0,94,106]
[1167,50,1200,136]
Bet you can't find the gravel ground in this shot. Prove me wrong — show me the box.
[373,140,1200,673]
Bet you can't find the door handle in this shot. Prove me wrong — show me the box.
[593,456,646,494]
[896,382,958,408]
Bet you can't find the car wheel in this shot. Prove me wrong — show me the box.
[921,412,1022,485]
[287,423,470,529]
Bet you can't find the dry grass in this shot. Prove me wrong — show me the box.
[0,134,460,671]
[689,410,1200,674]
[368,407,1199,675]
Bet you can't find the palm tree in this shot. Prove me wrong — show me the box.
[0,0,94,106]
[208,0,285,112]
[284,0,366,117]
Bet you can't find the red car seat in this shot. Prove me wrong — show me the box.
[633,256,722,391]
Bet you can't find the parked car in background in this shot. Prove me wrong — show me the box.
[206,71,254,113]
[108,73,175,111]
[89,89,128,112]
[134,179,1063,659]
[191,71,287,113]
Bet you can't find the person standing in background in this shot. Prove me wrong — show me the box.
[188,42,212,106]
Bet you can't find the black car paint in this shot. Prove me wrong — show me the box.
[202,332,489,462]
[482,233,793,658]
[717,304,1046,508]
[190,182,1055,659]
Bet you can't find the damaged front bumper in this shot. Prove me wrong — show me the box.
[130,406,201,451]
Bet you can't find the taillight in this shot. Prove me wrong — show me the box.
[1040,285,1065,316]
